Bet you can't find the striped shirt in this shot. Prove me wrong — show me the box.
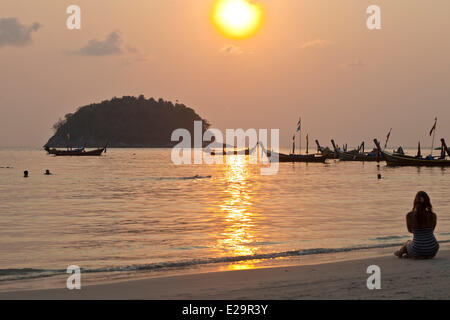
[407,228,439,258]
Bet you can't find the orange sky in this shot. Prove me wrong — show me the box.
[1,0,449,148]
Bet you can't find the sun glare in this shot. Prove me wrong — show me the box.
[212,0,263,39]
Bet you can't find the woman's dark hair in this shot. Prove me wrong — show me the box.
[413,191,433,225]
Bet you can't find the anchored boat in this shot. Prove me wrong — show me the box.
[374,138,450,167]
[274,152,328,163]
[331,140,382,162]
[44,144,107,156]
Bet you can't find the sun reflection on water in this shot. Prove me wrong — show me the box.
[215,155,262,270]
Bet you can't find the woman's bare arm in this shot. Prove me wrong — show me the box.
[406,213,413,233]
[432,213,437,231]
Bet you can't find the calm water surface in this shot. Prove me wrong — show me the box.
[0,148,449,288]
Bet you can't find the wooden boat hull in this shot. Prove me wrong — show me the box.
[45,147,106,156]
[210,149,250,156]
[337,150,383,162]
[274,153,327,163]
[327,152,339,159]
[382,151,450,166]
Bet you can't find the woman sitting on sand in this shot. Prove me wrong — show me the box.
[395,191,439,259]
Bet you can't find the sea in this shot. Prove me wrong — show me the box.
[0,147,449,291]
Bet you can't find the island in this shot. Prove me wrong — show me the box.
[44,95,210,148]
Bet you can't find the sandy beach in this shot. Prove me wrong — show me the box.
[1,247,448,300]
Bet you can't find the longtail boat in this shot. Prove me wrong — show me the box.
[331,140,382,162]
[381,151,450,166]
[275,152,328,163]
[44,145,107,156]
[209,147,250,156]
[260,143,329,163]
[373,138,450,166]
[336,149,380,161]
[207,142,260,156]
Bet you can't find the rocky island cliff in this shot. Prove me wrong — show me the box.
[45,95,210,148]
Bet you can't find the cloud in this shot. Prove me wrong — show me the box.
[301,39,333,49]
[76,32,123,56]
[72,31,150,65]
[220,44,244,55]
[343,59,366,68]
[0,17,41,48]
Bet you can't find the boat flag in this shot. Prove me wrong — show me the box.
[296,118,301,132]
[429,117,437,136]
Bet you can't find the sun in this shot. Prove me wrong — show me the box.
[212,0,263,39]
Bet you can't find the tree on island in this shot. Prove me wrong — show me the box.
[45,95,210,148]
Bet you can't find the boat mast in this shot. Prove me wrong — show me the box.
[306,134,309,154]
[292,134,295,155]
[299,130,301,155]
[296,117,302,155]
[430,117,437,157]
[441,138,450,158]
[299,118,301,155]
[384,128,392,150]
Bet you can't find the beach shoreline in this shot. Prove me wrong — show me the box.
[1,246,448,300]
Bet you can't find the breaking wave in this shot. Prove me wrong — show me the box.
[2,240,449,283]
